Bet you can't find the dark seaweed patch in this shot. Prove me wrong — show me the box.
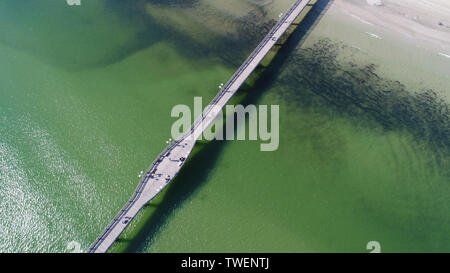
[278,39,450,157]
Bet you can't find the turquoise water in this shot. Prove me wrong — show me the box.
[0,0,448,253]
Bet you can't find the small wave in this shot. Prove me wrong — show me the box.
[350,14,375,26]
[438,52,450,59]
[366,32,383,39]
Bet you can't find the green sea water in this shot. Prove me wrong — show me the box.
[0,0,449,253]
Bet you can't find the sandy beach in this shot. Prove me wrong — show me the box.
[334,0,450,56]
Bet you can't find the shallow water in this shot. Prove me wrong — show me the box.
[0,0,449,253]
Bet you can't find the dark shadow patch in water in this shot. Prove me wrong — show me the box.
[127,0,279,68]
[277,39,449,169]
[92,0,271,70]
[119,0,334,253]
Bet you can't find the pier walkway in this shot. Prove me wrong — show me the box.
[88,0,313,253]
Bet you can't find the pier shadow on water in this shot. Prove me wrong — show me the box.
[119,0,334,253]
